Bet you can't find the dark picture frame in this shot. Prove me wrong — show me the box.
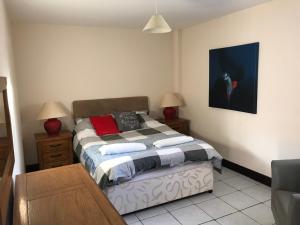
[209,43,259,114]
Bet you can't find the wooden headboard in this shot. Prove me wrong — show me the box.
[72,96,149,119]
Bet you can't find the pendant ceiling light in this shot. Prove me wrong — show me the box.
[143,0,172,33]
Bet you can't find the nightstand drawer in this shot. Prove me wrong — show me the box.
[43,160,70,169]
[170,124,183,130]
[41,140,69,154]
[158,118,190,135]
[43,149,69,163]
[35,131,73,170]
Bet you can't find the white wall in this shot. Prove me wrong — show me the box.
[0,0,25,175]
[11,0,300,176]
[179,0,300,176]
[12,24,174,165]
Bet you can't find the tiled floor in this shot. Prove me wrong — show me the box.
[123,167,275,225]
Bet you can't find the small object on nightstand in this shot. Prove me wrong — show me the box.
[160,93,184,120]
[158,118,190,135]
[37,101,69,135]
[35,131,73,170]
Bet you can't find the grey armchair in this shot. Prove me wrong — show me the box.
[271,159,300,225]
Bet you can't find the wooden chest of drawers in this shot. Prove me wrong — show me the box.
[13,164,126,225]
[35,131,73,170]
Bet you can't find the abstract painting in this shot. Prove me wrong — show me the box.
[209,43,259,114]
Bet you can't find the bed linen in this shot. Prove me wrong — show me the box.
[73,115,222,189]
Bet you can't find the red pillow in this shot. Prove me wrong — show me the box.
[89,115,119,136]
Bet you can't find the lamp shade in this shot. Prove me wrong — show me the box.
[37,101,68,120]
[160,93,183,108]
[143,14,172,33]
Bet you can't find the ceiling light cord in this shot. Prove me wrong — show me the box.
[155,0,158,15]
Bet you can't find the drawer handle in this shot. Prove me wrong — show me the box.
[49,144,62,148]
[50,153,63,158]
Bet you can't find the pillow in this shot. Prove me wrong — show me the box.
[136,110,148,115]
[89,115,119,136]
[113,112,141,132]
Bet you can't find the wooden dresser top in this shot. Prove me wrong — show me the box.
[13,164,125,225]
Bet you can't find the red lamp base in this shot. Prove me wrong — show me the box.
[163,107,178,120]
[44,118,62,135]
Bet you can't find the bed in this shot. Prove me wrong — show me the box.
[72,96,222,215]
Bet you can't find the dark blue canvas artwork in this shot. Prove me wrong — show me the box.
[209,43,259,114]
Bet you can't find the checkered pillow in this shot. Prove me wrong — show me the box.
[113,112,141,132]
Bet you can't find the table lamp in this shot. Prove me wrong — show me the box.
[37,101,68,135]
[160,93,183,120]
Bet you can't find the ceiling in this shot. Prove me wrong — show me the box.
[6,0,271,29]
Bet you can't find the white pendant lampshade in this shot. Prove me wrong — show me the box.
[37,101,68,120]
[143,0,172,34]
[160,93,183,108]
[143,14,172,33]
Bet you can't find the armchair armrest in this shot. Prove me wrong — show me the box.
[271,159,300,192]
[288,194,300,225]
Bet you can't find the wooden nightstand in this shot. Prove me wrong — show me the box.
[158,118,190,135]
[35,131,73,170]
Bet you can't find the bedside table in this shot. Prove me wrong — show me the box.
[35,131,73,170]
[158,118,190,135]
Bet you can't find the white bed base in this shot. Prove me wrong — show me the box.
[104,161,213,215]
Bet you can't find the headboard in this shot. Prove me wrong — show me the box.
[72,96,149,120]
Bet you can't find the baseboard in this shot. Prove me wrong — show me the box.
[26,164,39,173]
[222,159,271,186]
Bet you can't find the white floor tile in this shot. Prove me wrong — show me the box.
[264,200,271,208]
[213,182,237,197]
[136,206,167,220]
[259,184,272,190]
[171,205,212,225]
[188,192,216,204]
[220,191,259,210]
[223,176,256,190]
[164,198,193,211]
[242,185,271,202]
[128,222,143,225]
[197,198,237,219]
[217,212,260,225]
[222,168,241,177]
[123,213,139,224]
[242,204,275,225]
[214,177,219,184]
[213,171,222,181]
[214,168,238,181]
[237,174,259,184]
[141,213,181,225]
[202,221,221,225]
